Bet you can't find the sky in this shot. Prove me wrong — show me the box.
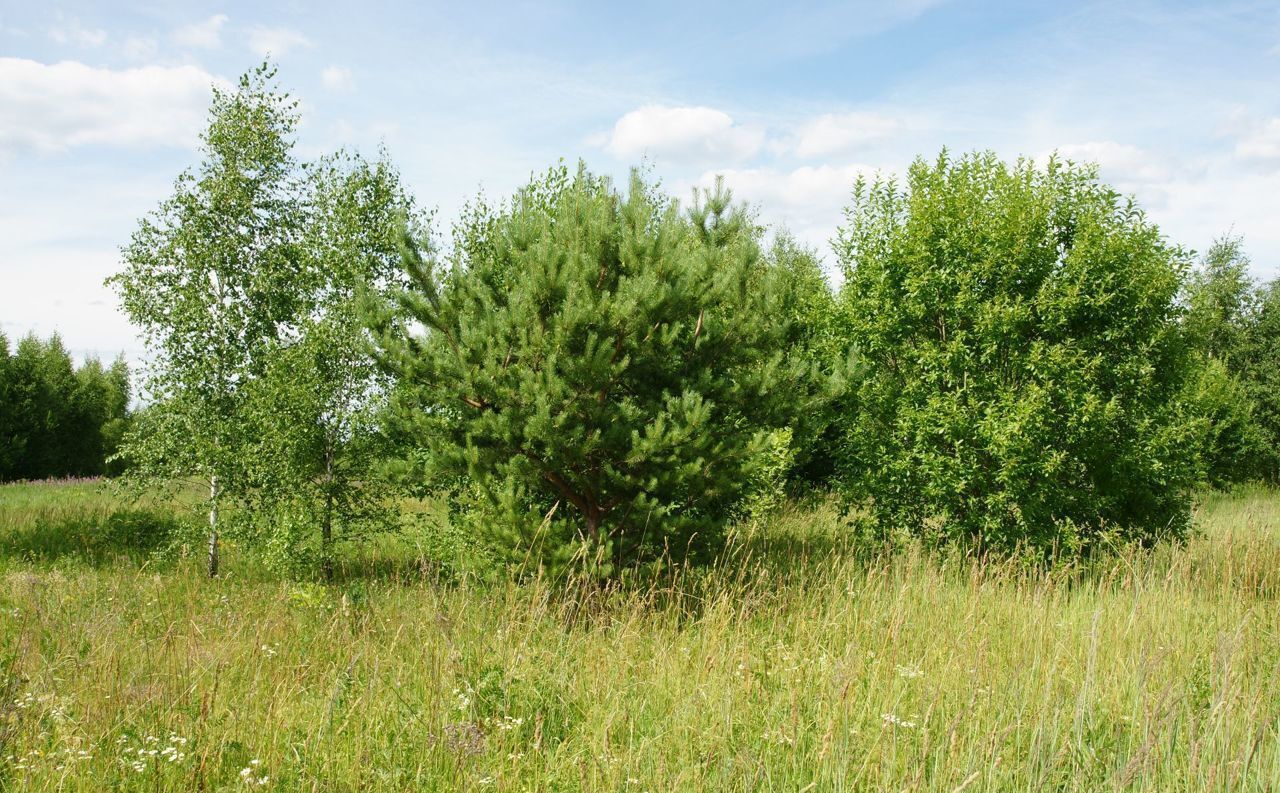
[2,0,1279,366]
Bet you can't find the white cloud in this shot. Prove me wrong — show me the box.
[1233,118,1280,172]
[0,58,220,156]
[246,26,312,57]
[603,105,764,165]
[172,14,228,50]
[793,111,902,158]
[48,15,107,48]
[321,65,354,92]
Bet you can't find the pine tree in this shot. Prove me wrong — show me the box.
[368,164,821,574]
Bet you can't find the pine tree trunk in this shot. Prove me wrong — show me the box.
[207,475,220,578]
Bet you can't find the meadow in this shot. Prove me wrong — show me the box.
[0,481,1277,791]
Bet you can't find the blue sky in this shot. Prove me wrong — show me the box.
[2,1,1279,364]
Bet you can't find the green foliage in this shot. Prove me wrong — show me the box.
[737,427,795,523]
[1184,236,1258,365]
[93,59,1268,575]
[0,333,130,482]
[241,323,397,577]
[1186,358,1270,488]
[368,164,822,574]
[762,234,846,488]
[1178,236,1280,485]
[834,150,1203,554]
[8,334,76,479]
[1241,279,1280,482]
[0,333,12,478]
[1180,237,1277,486]
[238,152,425,578]
[108,62,307,575]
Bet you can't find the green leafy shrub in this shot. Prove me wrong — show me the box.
[834,150,1204,555]
[1244,281,1280,482]
[738,427,795,523]
[1181,236,1276,486]
[762,235,847,489]
[1186,358,1270,488]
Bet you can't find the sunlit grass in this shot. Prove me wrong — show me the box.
[1,481,1278,790]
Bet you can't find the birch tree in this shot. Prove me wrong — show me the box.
[108,63,306,576]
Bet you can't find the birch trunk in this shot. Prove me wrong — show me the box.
[321,442,334,581]
[207,474,220,578]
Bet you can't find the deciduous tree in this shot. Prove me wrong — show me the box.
[242,153,421,578]
[108,63,306,576]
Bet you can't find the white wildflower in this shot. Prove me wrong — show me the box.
[881,712,917,729]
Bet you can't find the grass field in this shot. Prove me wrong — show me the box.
[1,481,1279,791]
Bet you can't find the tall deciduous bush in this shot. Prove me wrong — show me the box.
[763,234,846,489]
[1242,279,1280,482]
[368,165,821,574]
[835,151,1202,555]
[241,153,422,578]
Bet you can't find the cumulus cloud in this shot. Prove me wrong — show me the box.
[172,14,228,50]
[0,58,220,156]
[246,25,312,57]
[793,111,902,158]
[1039,141,1186,208]
[1050,141,1172,183]
[603,105,764,165]
[321,66,354,92]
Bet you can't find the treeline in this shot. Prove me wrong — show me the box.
[0,333,130,481]
[98,64,1280,579]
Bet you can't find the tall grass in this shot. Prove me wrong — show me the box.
[1,481,1278,790]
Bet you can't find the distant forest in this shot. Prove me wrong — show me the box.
[0,332,130,481]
